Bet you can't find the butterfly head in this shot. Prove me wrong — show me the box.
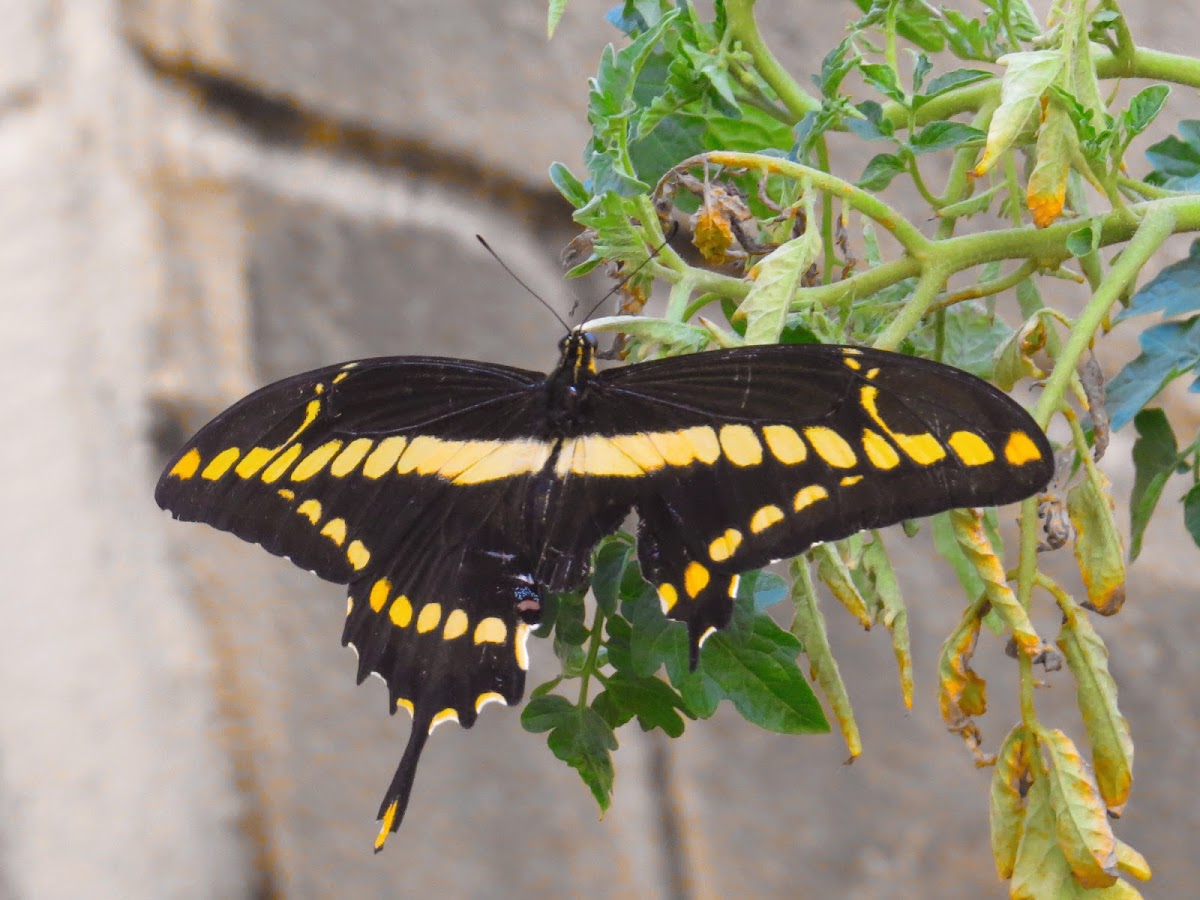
[558,329,598,383]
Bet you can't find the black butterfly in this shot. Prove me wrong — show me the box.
[155,330,1052,849]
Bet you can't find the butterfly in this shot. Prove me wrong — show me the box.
[155,329,1052,849]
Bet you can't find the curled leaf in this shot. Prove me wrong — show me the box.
[812,543,871,628]
[976,51,1065,175]
[736,191,820,345]
[861,536,912,709]
[1038,726,1119,888]
[1026,98,1073,228]
[1115,839,1152,882]
[990,725,1030,879]
[1057,610,1134,814]
[1011,772,1075,899]
[950,508,1041,655]
[937,594,989,728]
[1068,467,1127,615]
[993,310,1052,391]
[789,558,860,759]
[693,204,735,264]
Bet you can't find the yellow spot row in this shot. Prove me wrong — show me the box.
[364,577,514,648]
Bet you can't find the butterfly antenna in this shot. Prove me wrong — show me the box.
[475,235,571,333]
[580,221,680,324]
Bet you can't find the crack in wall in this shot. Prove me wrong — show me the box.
[132,43,571,230]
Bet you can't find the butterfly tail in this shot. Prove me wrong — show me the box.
[373,712,432,853]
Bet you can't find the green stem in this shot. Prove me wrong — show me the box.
[577,608,607,709]
[724,0,820,119]
[815,137,837,284]
[1032,204,1176,429]
[929,260,1038,312]
[874,262,953,351]
[1015,494,1041,731]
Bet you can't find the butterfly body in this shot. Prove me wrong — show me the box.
[155,331,1052,848]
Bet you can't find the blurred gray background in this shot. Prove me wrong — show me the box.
[1,0,1197,896]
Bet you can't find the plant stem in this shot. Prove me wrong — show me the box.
[724,0,820,119]
[578,609,607,709]
[874,262,953,351]
[1032,204,1177,429]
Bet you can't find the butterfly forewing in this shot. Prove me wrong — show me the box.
[584,344,1052,655]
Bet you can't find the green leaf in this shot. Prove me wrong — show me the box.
[1184,484,1200,550]
[691,611,826,734]
[908,121,985,155]
[581,314,712,356]
[817,38,855,97]
[522,694,575,733]
[919,67,992,100]
[976,51,1064,174]
[1106,315,1200,430]
[1122,84,1170,139]
[1129,408,1179,560]
[1066,218,1103,258]
[592,536,634,616]
[604,613,634,673]
[1115,239,1200,322]
[592,670,690,737]
[629,114,707,187]
[909,301,1014,380]
[549,161,590,207]
[858,152,908,191]
[546,0,569,38]
[1145,120,1200,190]
[910,52,932,95]
[624,568,825,733]
[546,705,619,812]
[860,63,907,105]
[845,100,895,142]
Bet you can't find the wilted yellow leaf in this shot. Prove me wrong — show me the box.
[861,536,913,710]
[789,558,861,759]
[950,509,1041,655]
[1011,773,1075,899]
[1068,467,1127,615]
[990,725,1030,879]
[1039,727,1119,888]
[1074,879,1145,898]
[693,205,734,264]
[937,595,988,726]
[1057,612,1134,814]
[813,543,871,628]
[976,51,1065,176]
[1115,839,1152,881]
[1026,99,1073,228]
[736,191,820,345]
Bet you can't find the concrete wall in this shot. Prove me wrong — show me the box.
[0,0,1196,896]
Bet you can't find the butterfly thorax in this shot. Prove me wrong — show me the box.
[543,330,599,435]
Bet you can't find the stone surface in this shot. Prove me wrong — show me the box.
[0,3,250,895]
[121,0,620,188]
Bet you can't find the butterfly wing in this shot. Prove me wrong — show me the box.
[156,356,565,847]
[588,344,1053,659]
